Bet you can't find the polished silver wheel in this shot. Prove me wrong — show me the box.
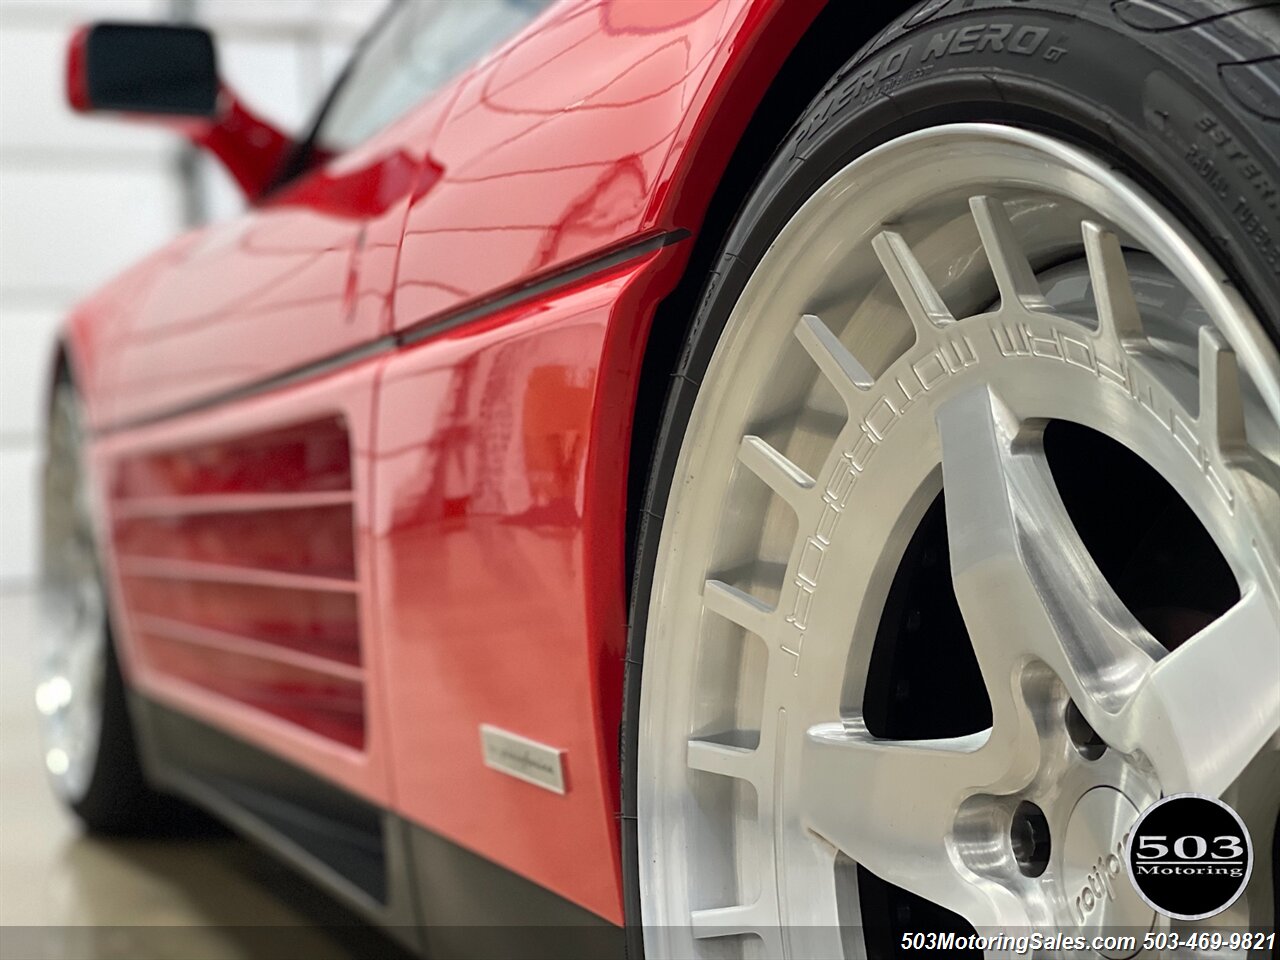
[638,126,1280,956]
[37,380,108,803]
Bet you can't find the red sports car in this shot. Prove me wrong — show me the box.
[38,1,1280,956]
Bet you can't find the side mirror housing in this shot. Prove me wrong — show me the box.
[67,23,219,116]
[67,23,291,202]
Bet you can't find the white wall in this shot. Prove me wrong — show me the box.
[0,0,385,586]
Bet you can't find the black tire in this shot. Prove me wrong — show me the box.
[67,625,186,835]
[621,0,1279,947]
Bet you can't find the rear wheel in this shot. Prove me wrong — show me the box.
[38,373,191,833]
[626,3,1280,955]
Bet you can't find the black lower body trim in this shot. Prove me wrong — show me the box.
[130,696,624,959]
[132,696,421,952]
[143,701,389,901]
[412,828,624,960]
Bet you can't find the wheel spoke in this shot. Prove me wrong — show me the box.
[1082,221,1144,343]
[1198,325,1248,452]
[703,578,775,639]
[970,196,1049,313]
[794,313,874,406]
[690,902,772,939]
[687,738,759,784]
[799,721,1023,925]
[737,435,814,511]
[872,230,954,333]
[1112,587,1280,795]
[1202,328,1280,578]
[935,386,1165,719]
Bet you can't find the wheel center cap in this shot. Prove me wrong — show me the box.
[1061,787,1153,956]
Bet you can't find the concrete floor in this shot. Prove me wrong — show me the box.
[0,590,409,959]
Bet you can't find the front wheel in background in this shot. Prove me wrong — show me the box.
[626,2,1280,956]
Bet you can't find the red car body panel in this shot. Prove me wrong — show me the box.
[375,246,685,921]
[92,356,395,804]
[65,0,823,923]
[392,0,796,327]
[80,133,417,428]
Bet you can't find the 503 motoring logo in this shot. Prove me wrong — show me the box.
[1125,793,1254,921]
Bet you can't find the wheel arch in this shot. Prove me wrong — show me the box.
[616,0,917,945]
[625,0,907,585]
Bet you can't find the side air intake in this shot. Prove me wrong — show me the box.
[111,416,366,749]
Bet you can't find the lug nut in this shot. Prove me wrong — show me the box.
[1065,701,1106,760]
[1010,801,1051,877]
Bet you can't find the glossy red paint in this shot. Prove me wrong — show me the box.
[91,358,394,801]
[188,91,292,201]
[85,199,366,427]
[64,0,826,925]
[82,138,419,428]
[374,244,687,922]
[110,420,362,723]
[70,0,822,427]
[64,25,90,112]
[75,101,456,429]
[392,0,817,329]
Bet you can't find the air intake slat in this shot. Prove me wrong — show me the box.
[119,557,359,593]
[145,636,365,749]
[113,491,353,519]
[113,416,351,498]
[116,504,355,578]
[112,416,366,751]
[135,615,365,683]
[123,578,361,666]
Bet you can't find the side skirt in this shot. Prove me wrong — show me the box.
[130,696,625,959]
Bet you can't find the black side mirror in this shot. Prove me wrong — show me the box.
[67,21,294,201]
[69,23,219,117]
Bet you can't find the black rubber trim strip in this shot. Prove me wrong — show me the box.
[96,229,689,435]
[131,694,423,953]
[410,826,624,959]
[132,694,624,958]
[397,228,689,348]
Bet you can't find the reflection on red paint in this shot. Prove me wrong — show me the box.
[112,416,351,498]
[67,0,827,925]
[372,248,689,923]
[521,364,592,523]
[110,417,365,748]
[271,149,426,220]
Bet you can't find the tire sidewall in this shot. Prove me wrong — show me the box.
[680,0,1280,386]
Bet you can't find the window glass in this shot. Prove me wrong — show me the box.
[315,0,551,153]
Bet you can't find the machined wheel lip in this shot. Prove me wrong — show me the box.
[37,383,107,804]
[638,123,1280,955]
[36,579,107,802]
